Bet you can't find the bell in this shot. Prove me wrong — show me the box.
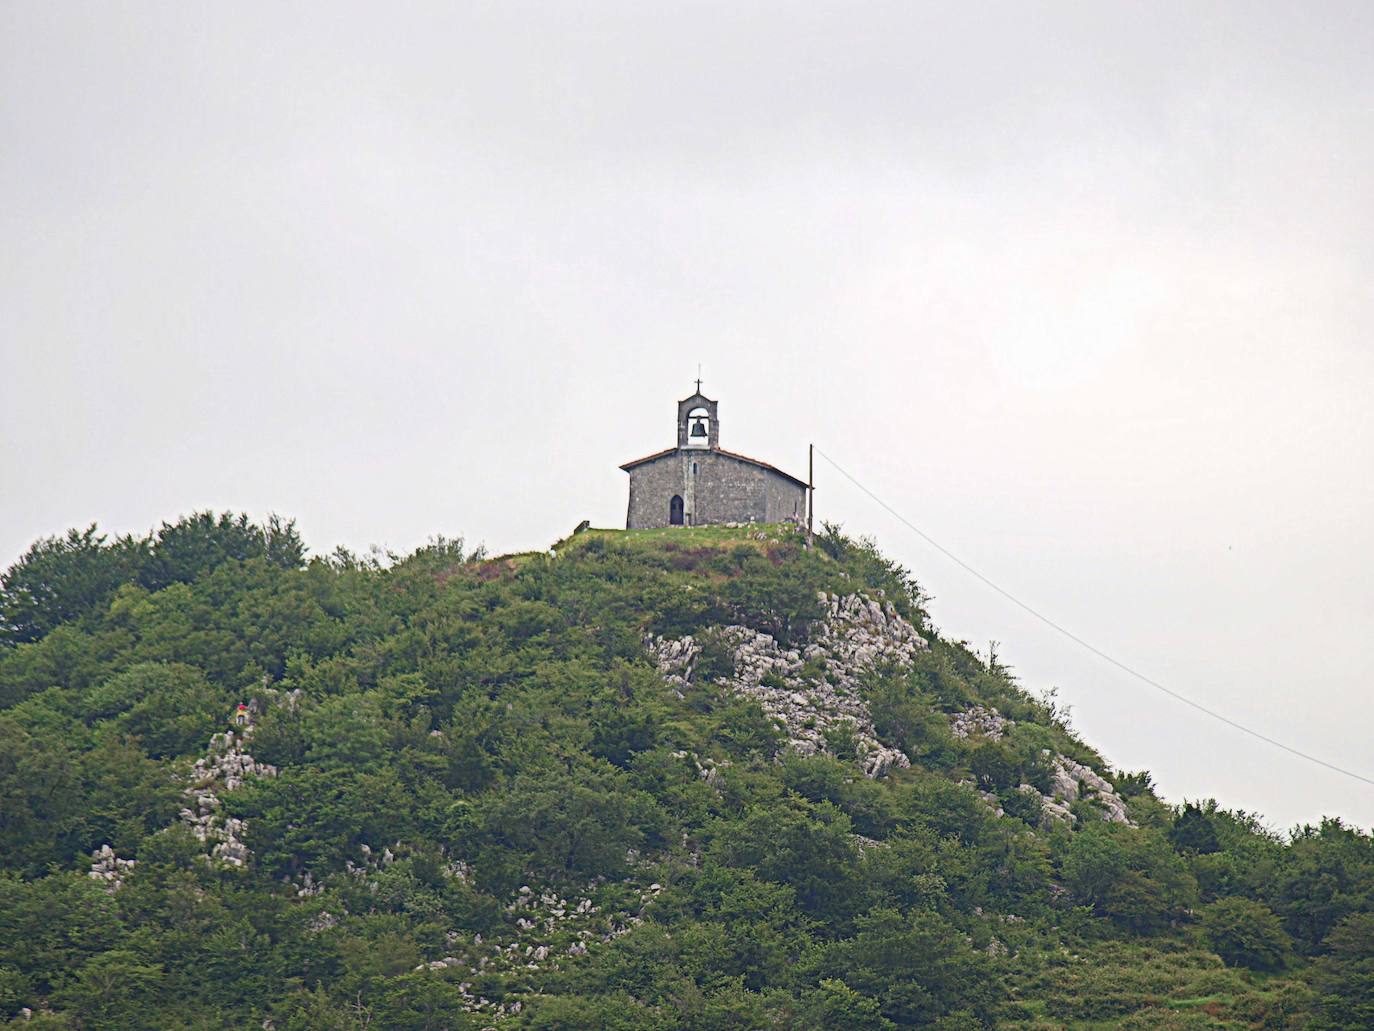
[690,418,707,438]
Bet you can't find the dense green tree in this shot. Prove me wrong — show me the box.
[794,978,894,1030]
[143,511,303,589]
[1170,802,1222,855]
[1271,818,1374,951]
[0,526,147,646]
[707,797,861,924]
[1310,912,1374,1030]
[52,948,166,1029]
[0,716,85,870]
[471,764,661,888]
[231,765,420,877]
[84,662,226,757]
[1061,823,1197,932]
[969,742,1017,791]
[0,872,122,994]
[823,908,999,1026]
[1199,897,1291,970]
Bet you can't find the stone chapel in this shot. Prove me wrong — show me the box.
[620,387,809,529]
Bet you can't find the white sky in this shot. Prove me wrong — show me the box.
[3,2,1372,832]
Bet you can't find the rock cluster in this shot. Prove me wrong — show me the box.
[948,704,1133,828]
[649,591,927,778]
[996,758,1131,828]
[344,840,398,875]
[180,726,277,868]
[1030,785,1076,825]
[413,879,665,1018]
[810,592,928,670]
[1049,754,1131,825]
[87,844,136,891]
[87,708,282,885]
[670,750,728,787]
[950,705,1011,740]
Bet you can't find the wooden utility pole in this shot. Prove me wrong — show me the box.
[808,443,815,542]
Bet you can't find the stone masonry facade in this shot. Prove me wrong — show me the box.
[621,389,807,529]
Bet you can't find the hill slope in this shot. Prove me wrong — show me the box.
[0,516,1371,1029]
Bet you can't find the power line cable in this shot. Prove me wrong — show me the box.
[813,446,1374,789]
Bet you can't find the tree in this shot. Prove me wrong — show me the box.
[368,973,481,1030]
[83,661,225,757]
[0,525,146,644]
[823,908,999,1026]
[1170,803,1222,855]
[52,950,166,1029]
[0,716,86,871]
[794,979,893,1030]
[0,872,121,994]
[523,992,668,1030]
[471,764,658,887]
[1271,819,1374,951]
[1199,897,1290,970]
[1310,912,1374,1030]
[969,742,1017,791]
[1062,823,1197,933]
[707,798,861,924]
[231,766,418,877]
[143,511,304,588]
[724,555,825,647]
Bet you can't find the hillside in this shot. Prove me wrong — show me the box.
[0,515,1371,1029]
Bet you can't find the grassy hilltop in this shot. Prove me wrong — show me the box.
[0,515,1371,1029]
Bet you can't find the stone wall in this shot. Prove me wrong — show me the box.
[626,449,807,528]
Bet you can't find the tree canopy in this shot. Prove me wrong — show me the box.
[0,517,1366,1028]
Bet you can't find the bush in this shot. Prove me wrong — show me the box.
[1000,786,1043,827]
[969,742,1017,791]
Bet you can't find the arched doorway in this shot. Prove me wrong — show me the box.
[669,495,684,525]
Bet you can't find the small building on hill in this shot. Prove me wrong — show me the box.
[620,387,808,529]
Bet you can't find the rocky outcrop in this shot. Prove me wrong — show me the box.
[412,877,666,1019]
[1048,754,1132,825]
[1031,785,1076,824]
[950,705,1011,740]
[87,844,135,891]
[950,698,1132,830]
[180,723,278,868]
[1001,755,1131,828]
[809,592,928,673]
[87,707,281,885]
[649,591,927,778]
[950,708,1133,827]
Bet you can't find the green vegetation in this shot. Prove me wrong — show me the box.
[0,514,1370,1028]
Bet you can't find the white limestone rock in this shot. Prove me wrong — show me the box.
[647,591,927,778]
[950,705,1011,741]
[88,844,136,891]
[1049,754,1132,825]
[178,713,278,869]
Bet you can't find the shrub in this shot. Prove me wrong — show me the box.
[1000,786,1043,827]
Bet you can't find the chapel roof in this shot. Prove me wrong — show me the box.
[619,446,808,488]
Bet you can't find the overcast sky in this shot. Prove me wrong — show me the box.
[3,2,1372,832]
